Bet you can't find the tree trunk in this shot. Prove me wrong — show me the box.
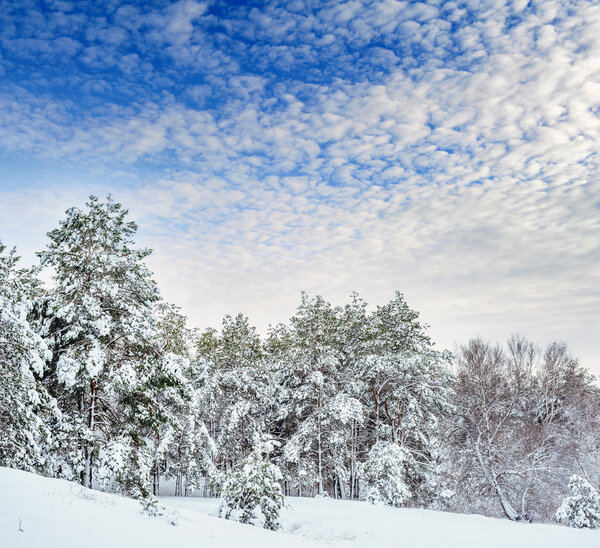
[175,471,182,496]
[317,402,324,495]
[152,432,161,496]
[84,379,97,489]
[338,473,347,499]
[153,467,160,496]
[350,421,356,499]
[475,444,522,521]
[494,480,522,521]
[372,381,381,442]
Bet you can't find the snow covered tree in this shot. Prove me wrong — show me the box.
[0,244,55,472]
[165,408,217,496]
[219,435,285,530]
[449,337,534,521]
[39,195,161,491]
[280,294,355,497]
[149,303,217,497]
[196,314,277,471]
[448,335,598,522]
[335,293,370,499]
[357,352,452,496]
[367,291,434,356]
[356,293,453,504]
[283,386,363,498]
[556,475,600,529]
[216,315,268,462]
[276,291,450,502]
[142,303,193,496]
[362,441,411,506]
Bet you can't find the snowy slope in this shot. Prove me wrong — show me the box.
[0,467,306,548]
[2,467,600,548]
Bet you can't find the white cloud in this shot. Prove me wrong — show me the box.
[0,0,598,372]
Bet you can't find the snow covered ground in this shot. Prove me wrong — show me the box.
[0,467,306,548]
[2,467,600,548]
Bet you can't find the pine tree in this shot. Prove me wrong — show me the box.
[556,475,600,529]
[362,441,411,506]
[150,303,217,496]
[39,195,161,491]
[219,435,285,530]
[0,244,56,472]
[281,294,350,497]
[357,293,453,504]
[197,314,275,469]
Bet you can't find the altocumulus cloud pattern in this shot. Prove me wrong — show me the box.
[0,0,598,370]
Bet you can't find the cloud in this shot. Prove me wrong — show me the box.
[0,0,598,372]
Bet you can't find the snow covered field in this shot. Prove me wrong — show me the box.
[2,467,600,548]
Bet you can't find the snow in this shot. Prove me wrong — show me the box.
[164,495,600,547]
[2,467,600,548]
[0,467,306,548]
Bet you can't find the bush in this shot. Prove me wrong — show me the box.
[219,436,285,530]
[556,475,600,529]
[361,441,411,507]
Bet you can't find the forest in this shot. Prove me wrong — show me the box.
[1,195,599,530]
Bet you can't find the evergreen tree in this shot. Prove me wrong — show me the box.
[357,293,453,504]
[281,293,352,496]
[219,435,285,530]
[556,475,600,529]
[197,314,275,469]
[152,303,216,496]
[362,441,411,506]
[0,244,56,472]
[39,195,161,491]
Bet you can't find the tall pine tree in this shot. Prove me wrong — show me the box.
[39,196,161,490]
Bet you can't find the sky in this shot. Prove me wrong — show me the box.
[0,0,598,373]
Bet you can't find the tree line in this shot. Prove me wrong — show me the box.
[1,195,599,527]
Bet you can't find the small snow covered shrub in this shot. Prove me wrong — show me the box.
[219,436,285,530]
[556,475,600,529]
[362,441,411,507]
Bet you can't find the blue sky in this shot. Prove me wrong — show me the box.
[0,0,599,372]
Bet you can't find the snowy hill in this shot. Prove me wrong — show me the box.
[2,467,600,548]
[0,467,306,548]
